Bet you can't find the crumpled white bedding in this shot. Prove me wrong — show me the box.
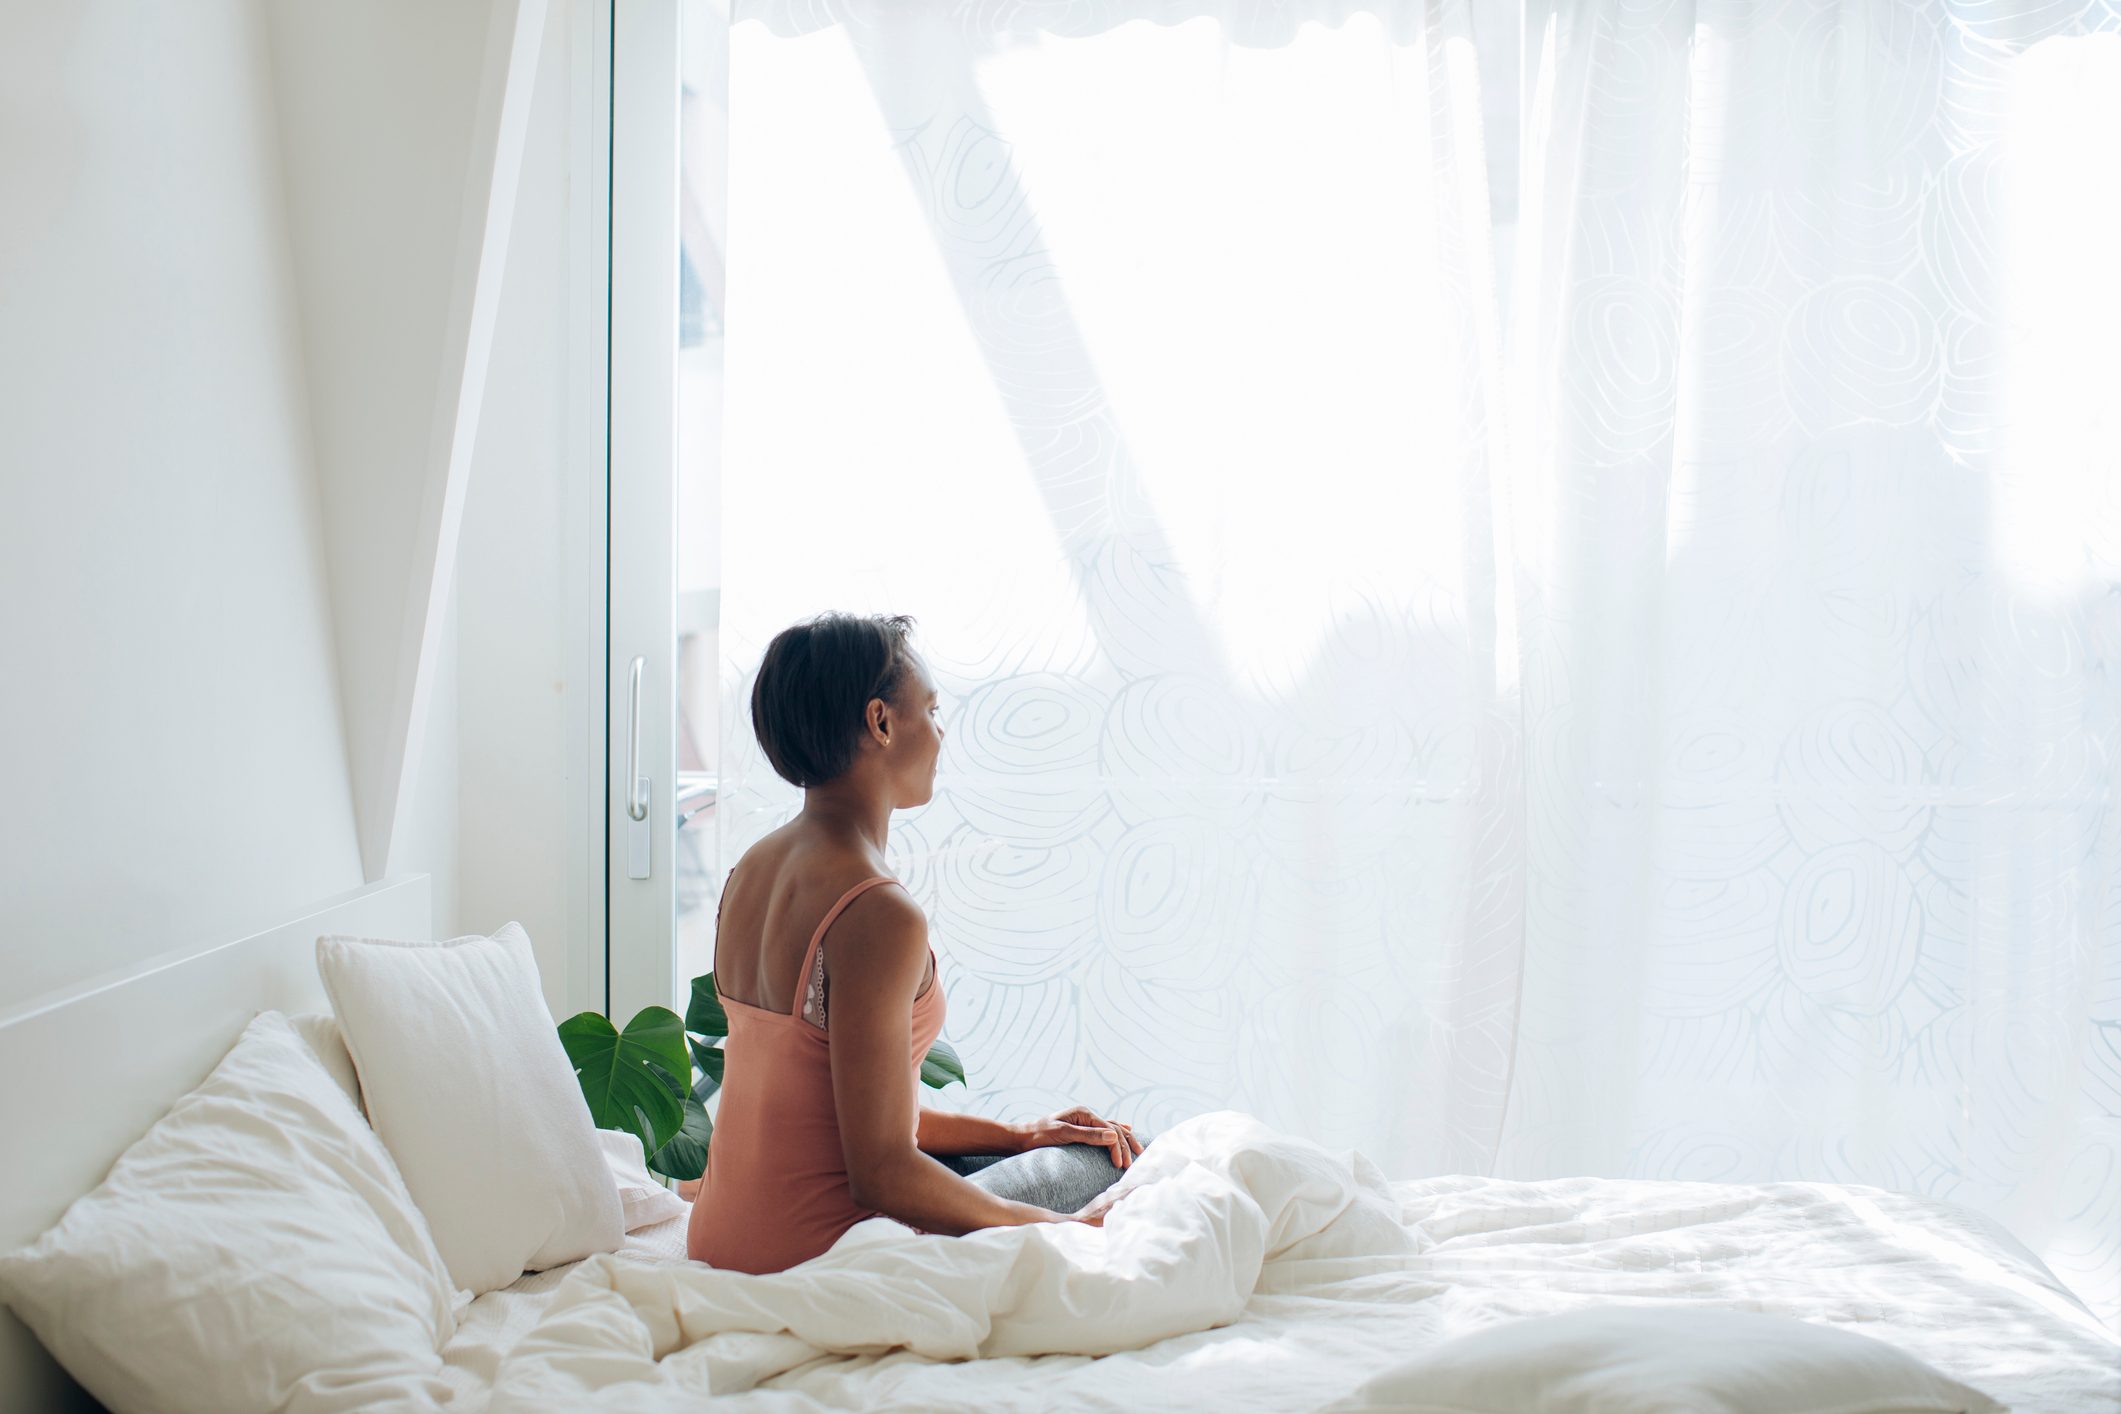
[438,1214,691,1402]
[440,1111,2121,1412]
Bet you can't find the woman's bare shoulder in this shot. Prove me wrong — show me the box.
[734,828,902,911]
[823,879,928,979]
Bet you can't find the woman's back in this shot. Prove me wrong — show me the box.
[686,839,945,1273]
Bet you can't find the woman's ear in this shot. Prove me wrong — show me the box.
[868,696,890,744]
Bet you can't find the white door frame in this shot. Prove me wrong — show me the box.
[562,0,614,1019]
[604,0,682,1022]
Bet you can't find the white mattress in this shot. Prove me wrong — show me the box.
[438,1175,2120,1412]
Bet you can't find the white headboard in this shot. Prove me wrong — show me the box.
[0,876,432,1410]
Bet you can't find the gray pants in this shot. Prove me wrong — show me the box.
[937,1138,1143,1215]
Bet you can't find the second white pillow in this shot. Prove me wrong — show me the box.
[316,922,623,1295]
[1325,1306,2005,1414]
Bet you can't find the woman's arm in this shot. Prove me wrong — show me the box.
[827,890,1071,1234]
[916,1106,1025,1157]
[919,1106,1143,1168]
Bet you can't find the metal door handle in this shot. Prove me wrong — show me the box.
[626,655,649,821]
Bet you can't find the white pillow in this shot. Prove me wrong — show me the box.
[596,1127,691,1231]
[316,921,623,1294]
[286,1009,362,1109]
[1326,1307,2006,1414]
[0,1011,457,1414]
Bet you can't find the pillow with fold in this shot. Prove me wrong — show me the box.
[287,1008,362,1109]
[316,921,623,1294]
[596,1127,691,1231]
[0,1010,457,1414]
[1325,1306,2005,1414]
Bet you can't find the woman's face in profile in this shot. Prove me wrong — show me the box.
[878,652,945,805]
[898,654,945,805]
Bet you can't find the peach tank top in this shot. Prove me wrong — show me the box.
[686,871,946,1274]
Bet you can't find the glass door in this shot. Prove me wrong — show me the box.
[673,0,729,994]
[606,0,727,1020]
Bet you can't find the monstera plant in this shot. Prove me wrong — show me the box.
[559,971,966,1183]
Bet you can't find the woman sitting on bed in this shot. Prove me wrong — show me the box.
[685,611,1146,1275]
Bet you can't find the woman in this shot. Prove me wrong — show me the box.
[686,612,1146,1274]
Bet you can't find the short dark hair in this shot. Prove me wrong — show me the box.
[750,612,920,788]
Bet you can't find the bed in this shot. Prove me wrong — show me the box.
[429,1178,2117,1411]
[5,880,2117,1411]
[0,877,437,1410]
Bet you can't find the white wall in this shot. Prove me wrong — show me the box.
[454,0,599,1016]
[395,586,461,943]
[264,0,544,893]
[0,0,365,1003]
[1,0,582,1018]
[2,0,581,1021]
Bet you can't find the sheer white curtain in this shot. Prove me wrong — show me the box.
[718,0,1519,1178]
[1507,1,2121,1331]
[714,0,2121,1331]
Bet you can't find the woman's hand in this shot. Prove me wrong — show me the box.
[1014,1106,1144,1171]
[1069,1184,1130,1226]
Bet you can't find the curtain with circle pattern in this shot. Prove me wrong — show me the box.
[714,0,2121,1331]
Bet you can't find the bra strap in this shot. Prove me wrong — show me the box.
[790,877,902,1019]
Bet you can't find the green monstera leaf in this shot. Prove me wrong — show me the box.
[687,971,729,1041]
[920,1037,966,1089]
[650,1091,712,1182]
[687,973,729,1104]
[557,1006,688,1163]
[689,1038,725,1101]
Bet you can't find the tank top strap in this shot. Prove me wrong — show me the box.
[791,876,903,1019]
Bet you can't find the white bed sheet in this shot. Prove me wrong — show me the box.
[439,1216,692,1403]
[438,1135,2120,1412]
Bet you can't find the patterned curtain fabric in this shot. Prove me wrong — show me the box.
[715,0,2121,1331]
[1506,0,2121,1333]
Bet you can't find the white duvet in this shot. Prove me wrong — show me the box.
[463,1112,2120,1412]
